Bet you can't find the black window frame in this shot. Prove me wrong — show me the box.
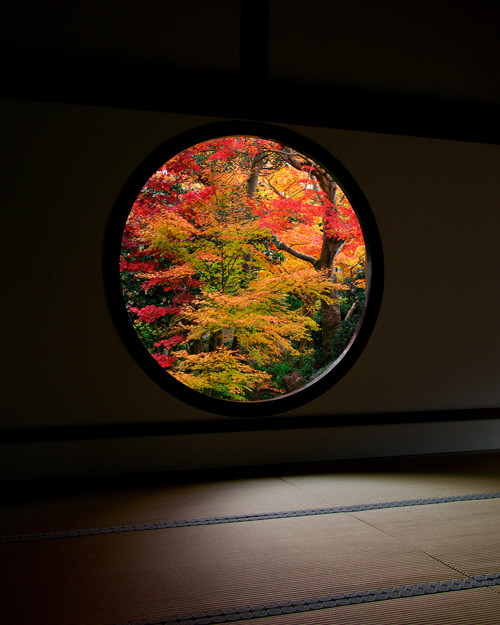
[104,120,384,417]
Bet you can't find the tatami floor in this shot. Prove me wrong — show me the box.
[2,451,500,624]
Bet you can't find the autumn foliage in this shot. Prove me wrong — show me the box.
[120,135,366,401]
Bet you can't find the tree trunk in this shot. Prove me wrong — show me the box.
[344,300,358,323]
[208,330,222,351]
[190,339,203,354]
[320,280,342,360]
[248,148,344,363]
[313,224,344,362]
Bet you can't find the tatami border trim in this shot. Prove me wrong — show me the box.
[2,491,499,544]
[114,573,500,624]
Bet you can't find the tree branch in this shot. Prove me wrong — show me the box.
[344,300,358,322]
[247,153,268,198]
[273,237,318,267]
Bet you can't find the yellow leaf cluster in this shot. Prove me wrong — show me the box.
[171,348,275,400]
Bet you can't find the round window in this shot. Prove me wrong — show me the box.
[106,122,383,416]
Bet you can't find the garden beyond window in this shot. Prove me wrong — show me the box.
[120,135,367,403]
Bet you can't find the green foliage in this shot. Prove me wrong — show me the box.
[133,321,165,352]
[120,136,366,401]
[330,266,365,361]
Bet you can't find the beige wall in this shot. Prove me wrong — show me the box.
[2,98,499,478]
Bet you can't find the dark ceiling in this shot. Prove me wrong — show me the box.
[2,0,499,142]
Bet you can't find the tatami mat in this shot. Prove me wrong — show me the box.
[3,452,500,537]
[0,478,326,536]
[278,457,500,507]
[353,498,500,576]
[1,512,495,624]
[2,451,500,625]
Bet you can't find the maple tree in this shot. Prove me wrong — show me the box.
[120,135,366,401]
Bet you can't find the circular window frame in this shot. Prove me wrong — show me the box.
[104,121,383,417]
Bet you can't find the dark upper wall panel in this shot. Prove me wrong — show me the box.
[1,1,499,144]
[0,0,241,75]
[267,0,500,143]
[269,0,500,106]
